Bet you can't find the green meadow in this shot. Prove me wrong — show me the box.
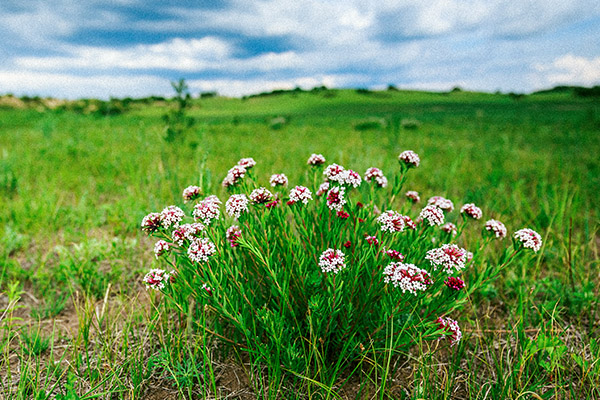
[1,88,599,399]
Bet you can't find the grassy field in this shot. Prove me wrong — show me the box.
[0,88,599,399]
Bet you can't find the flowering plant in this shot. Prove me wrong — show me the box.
[141,153,542,380]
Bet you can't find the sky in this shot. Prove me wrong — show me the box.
[1,0,599,99]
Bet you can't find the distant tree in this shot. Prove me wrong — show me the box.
[163,79,195,142]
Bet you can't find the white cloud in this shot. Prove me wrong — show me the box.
[533,54,600,86]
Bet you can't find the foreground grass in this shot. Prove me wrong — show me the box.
[0,89,599,399]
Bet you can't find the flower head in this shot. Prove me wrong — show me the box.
[340,169,362,188]
[428,196,454,212]
[377,210,406,233]
[326,186,346,211]
[324,164,345,182]
[226,194,249,219]
[160,206,185,229]
[172,223,205,245]
[403,215,417,230]
[460,203,483,219]
[437,317,462,347]
[405,191,420,203]
[222,165,246,187]
[419,205,445,226]
[182,185,202,203]
[143,269,171,291]
[441,223,457,236]
[514,228,542,252]
[426,244,468,274]
[269,173,288,187]
[316,181,330,196]
[202,283,213,296]
[250,187,273,204]
[365,235,379,245]
[319,248,346,274]
[193,198,221,225]
[187,238,217,263]
[154,240,171,259]
[237,157,256,169]
[485,219,507,239]
[337,210,350,219]
[398,150,420,168]
[445,277,465,291]
[289,185,313,205]
[383,262,432,295]
[141,212,162,234]
[307,153,326,166]
[226,225,242,247]
[385,249,405,261]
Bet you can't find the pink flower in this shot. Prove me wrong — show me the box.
[364,167,388,188]
[340,169,362,188]
[250,187,273,204]
[403,215,417,230]
[485,219,507,239]
[237,157,256,169]
[326,186,346,211]
[316,181,330,196]
[182,185,202,203]
[398,150,420,168]
[377,210,406,232]
[289,185,313,205]
[426,244,468,274]
[324,164,345,182]
[222,165,246,187]
[444,277,465,291]
[193,198,221,225]
[405,191,420,203]
[269,174,288,187]
[143,269,171,291]
[187,238,217,263]
[385,249,404,261]
[343,240,351,248]
[226,225,242,247]
[160,206,185,229]
[460,203,483,220]
[337,210,350,219]
[383,262,432,295]
[225,194,249,219]
[419,205,445,226]
[319,248,346,274]
[428,196,454,212]
[172,223,205,245]
[141,212,162,234]
[154,240,171,259]
[365,235,379,245]
[266,199,279,208]
[514,228,542,252]
[437,317,462,347]
[307,153,326,166]
[202,283,213,296]
[441,223,457,236]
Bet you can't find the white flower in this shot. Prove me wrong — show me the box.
[154,240,171,259]
[324,164,345,182]
[269,173,288,187]
[428,196,454,212]
[249,187,273,204]
[398,150,420,168]
[182,185,201,202]
[188,238,217,263]
[419,205,445,226]
[326,186,346,211]
[485,219,507,239]
[377,210,406,233]
[307,153,326,165]
[340,169,362,188]
[383,262,432,295]
[226,194,249,219]
[289,186,313,205]
[514,228,542,252]
[160,206,185,229]
[193,198,220,225]
[143,269,171,290]
[460,203,483,219]
[319,248,346,274]
[426,244,468,274]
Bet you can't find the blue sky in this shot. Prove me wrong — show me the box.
[1,0,599,98]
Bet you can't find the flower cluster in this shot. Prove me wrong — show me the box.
[222,165,246,187]
[237,157,256,169]
[441,222,457,236]
[364,167,388,188]
[154,240,171,259]
[377,210,406,233]
[460,203,483,219]
[485,219,507,239]
[318,248,346,274]
[250,187,273,204]
[160,206,185,229]
[316,181,330,196]
[289,185,313,205]
[365,235,379,245]
[405,190,420,203]
[326,186,346,211]
[444,277,465,291]
[385,249,405,261]
[226,194,249,219]
[514,228,542,252]
[419,205,445,226]
[398,150,420,168]
[437,317,462,347]
[269,173,288,187]
[324,164,345,182]
[307,153,326,166]
[143,269,172,291]
[383,262,432,295]
[172,223,205,245]
[193,197,221,225]
[188,238,217,263]
[426,244,468,274]
[340,169,362,188]
[182,185,202,202]
[141,212,162,233]
[226,225,242,247]
[428,196,454,212]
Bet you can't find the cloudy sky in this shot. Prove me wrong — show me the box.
[1,0,599,98]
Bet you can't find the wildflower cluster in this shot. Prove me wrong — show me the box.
[383,263,432,295]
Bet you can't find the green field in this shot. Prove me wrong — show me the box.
[1,88,599,399]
